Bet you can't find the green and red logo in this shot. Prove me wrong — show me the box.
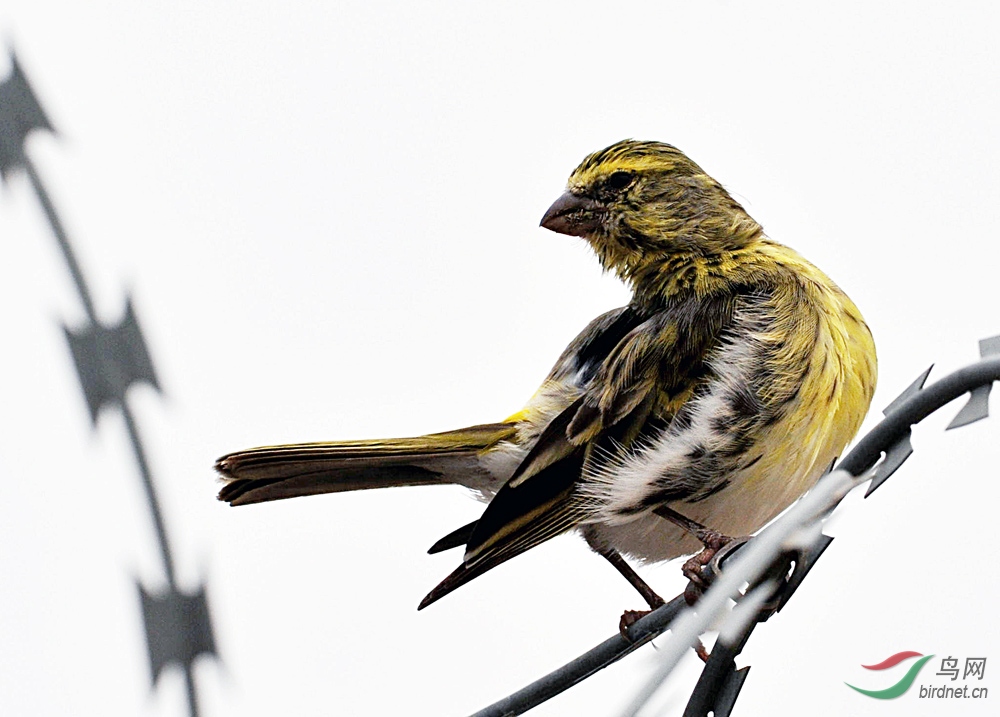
[846,651,935,699]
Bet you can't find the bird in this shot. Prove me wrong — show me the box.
[216,139,877,621]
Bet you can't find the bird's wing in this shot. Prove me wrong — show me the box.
[422,306,645,556]
[419,293,738,608]
[512,292,738,487]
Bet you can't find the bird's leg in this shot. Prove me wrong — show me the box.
[653,505,731,549]
[602,548,666,636]
[584,528,715,660]
[653,505,734,603]
[583,528,666,637]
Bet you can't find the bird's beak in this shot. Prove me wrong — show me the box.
[540,192,604,237]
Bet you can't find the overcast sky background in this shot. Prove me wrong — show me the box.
[1,2,998,716]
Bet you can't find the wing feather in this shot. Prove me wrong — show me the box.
[424,291,739,606]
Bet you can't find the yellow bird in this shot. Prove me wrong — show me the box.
[216,140,877,617]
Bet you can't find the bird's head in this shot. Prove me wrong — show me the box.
[541,140,763,289]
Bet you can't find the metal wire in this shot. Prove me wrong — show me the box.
[622,468,865,716]
[471,345,1000,717]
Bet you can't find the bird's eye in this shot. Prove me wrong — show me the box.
[605,171,635,190]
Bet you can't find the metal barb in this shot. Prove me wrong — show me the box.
[865,434,912,497]
[864,365,932,498]
[979,335,1000,357]
[882,365,933,416]
[682,639,751,717]
[702,665,750,717]
[0,55,96,318]
[63,296,161,424]
[947,385,991,430]
[946,336,1000,430]
[0,51,54,182]
[776,534,834,612]
[138,583,218,687]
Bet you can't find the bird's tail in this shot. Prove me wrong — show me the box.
[216,422,518,506]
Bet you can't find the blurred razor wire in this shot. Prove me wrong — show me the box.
[0,51,217,717]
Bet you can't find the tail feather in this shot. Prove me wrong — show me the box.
[216,422,517,506]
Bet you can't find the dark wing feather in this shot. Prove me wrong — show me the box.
[506,396,585,487]
[421,293,738,607]
[463,445,585,564]
[567,311,679,444]
[427,520,477,554]
[418,499,582,609]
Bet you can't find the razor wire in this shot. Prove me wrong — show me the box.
[0,51,217,716]
[471,339,1000,717]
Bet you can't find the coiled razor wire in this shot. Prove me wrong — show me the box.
[471,336,1000,717]
[1,51,217,716]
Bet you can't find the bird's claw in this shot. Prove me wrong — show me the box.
[619,608,713,664]
[682,535,752,605]
[619,609,651,639]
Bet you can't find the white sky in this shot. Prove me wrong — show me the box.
[1,2,998,716]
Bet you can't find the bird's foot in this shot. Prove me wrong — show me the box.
[682,534,757,607]
[682,540,727,586]
[618,594,666,639]
[619,609,652,637]
[681,532,737,605]
[692,528,732,552]
[652,506,736,601]
[619,609,712,664]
